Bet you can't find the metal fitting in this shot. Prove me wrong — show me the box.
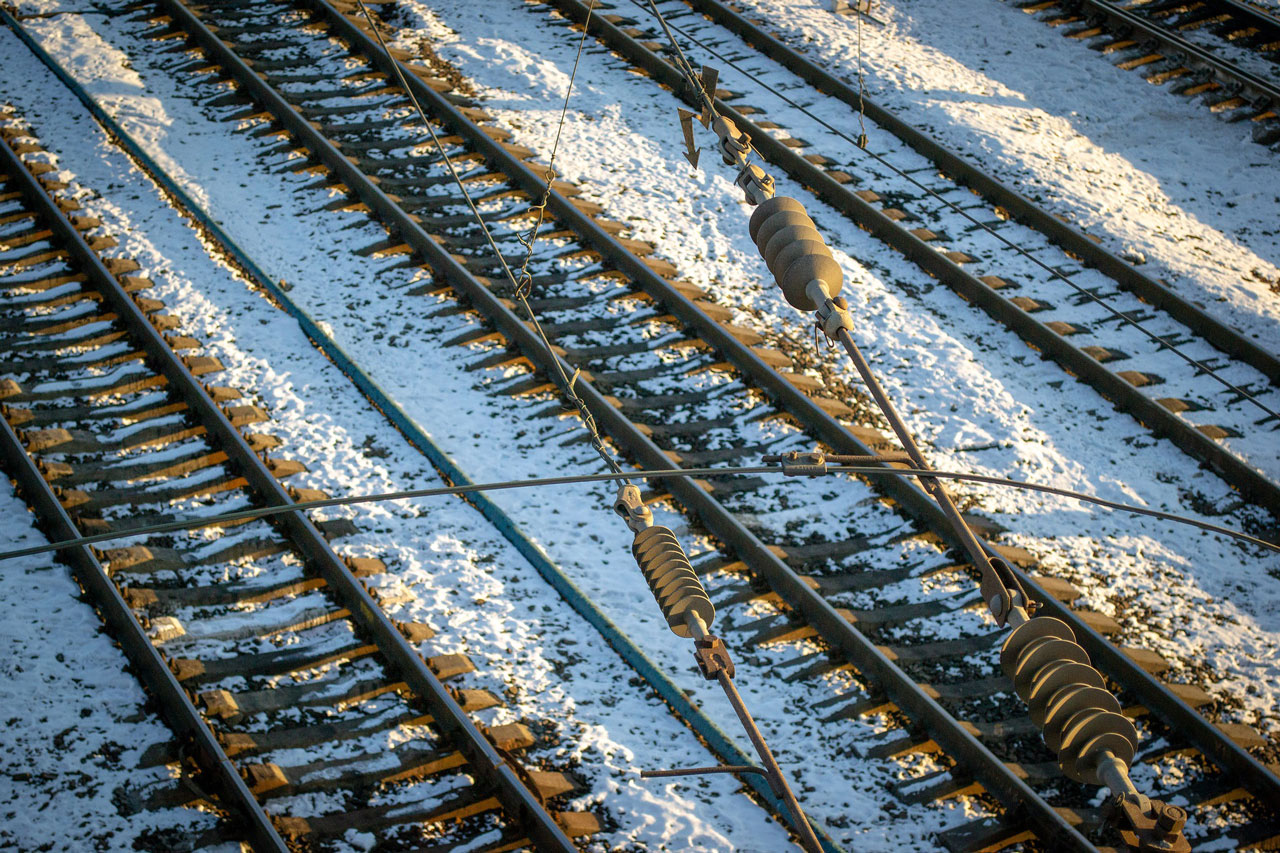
[694,635,735,680]
[613,483,653,533]
[735,163,775,206]
[712,116,752,167]
[815,294,854,340]
[764,450,829,477]
[1106,793,1191,852]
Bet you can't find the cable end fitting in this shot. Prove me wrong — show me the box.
[712,116,751,168]
[1106,795,1191,853]
[815,293,854,340]
[763,450,829,477]
[694,635,734,680]
[735,163,775,206]
[614,483,653,533]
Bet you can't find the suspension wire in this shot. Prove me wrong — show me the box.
[854,0,867,147]
[627,0,1280,424]
[512,0,597,299]
[309,4,1270,558]
[352,0,624,476]
[4,463,1272,564]
[645,0,718,119]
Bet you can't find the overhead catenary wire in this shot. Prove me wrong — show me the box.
[512,0,596,297]
[352,0,623,476]
[322,13,818,849]
[626,0,1280,425]
[3,463,1273,564]
[645,0,718,120]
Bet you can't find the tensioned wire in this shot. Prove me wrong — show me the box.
[2,464,1273,563]
[351,0,623,476]
[627,0,1280,425]
[193,5,1275,557]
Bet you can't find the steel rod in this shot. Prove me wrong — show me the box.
[686,613,824,853]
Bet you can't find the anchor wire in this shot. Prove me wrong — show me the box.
[352,0,623,476]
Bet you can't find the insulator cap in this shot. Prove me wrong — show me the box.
[632,526,714,638]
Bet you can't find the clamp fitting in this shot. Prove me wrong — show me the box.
[735,164,775,206]
[712,116,752,168]
[694,635,735,680]
[815,294,854,340]
[764,450,829,477]
[613,483,653,533]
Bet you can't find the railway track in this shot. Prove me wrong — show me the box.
[35,0,1274,847]
[0,116,600,851]
[1011,0,1280,144]
[548,0,1280,518]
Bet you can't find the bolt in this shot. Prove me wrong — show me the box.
[1156,803,1186,833]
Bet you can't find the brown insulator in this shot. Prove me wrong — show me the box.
[748,196,844,311]
[632,526,715,638]
[1000,616,1137,785]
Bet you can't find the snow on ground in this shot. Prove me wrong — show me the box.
[0,481,237,852]
[3,0,1279,846]
[733,0,1280,347]
[381,0,1280,722]
[0,26,801,853]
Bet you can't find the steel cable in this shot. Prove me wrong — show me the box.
[2,463,1272,563]
[628,0,1280,425]
[352,0,623,476]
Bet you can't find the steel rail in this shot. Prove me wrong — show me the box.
[0,18,845,850]
[141,1,1114,847]
[1218,0,1280,29]
[669,0,1280,386]
[156,0,1280,824]
[0,136,291,853]
[1064,0,1280,105]
[0,92,577,853]
[1219,0,1280,28]
[548,0,1280,520]
[544,0,1280,810]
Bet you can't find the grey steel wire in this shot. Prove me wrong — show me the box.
[627,0,1280,425]
[352,0,624,476]
[512,0,597,299]
[2,463,1273,564]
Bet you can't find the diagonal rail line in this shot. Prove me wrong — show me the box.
[117,0,1280,844]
